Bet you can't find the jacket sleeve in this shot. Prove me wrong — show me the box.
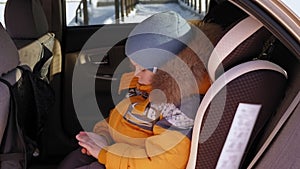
[97,125,191,169]
[93,119,114,145]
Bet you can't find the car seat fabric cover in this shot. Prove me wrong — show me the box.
[188,9,279,169]
[0,65,35,168]
[203,1,248,29]
[188,61,287,168]
[0,23,20,145]
[18,33,55,74]
[214,27,271,78]
[3,0,65,162]
[0,23,19,76]
[4,0,58,81]
[212,27,271,80]
[0,26,53,166]
[207,16,272,81]
[0,36,35,167]
[4,0,48,40]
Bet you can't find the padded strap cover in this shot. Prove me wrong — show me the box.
[208,16,264,81]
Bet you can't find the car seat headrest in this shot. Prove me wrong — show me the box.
[207,16,272,81]
[0,23,19,76]
[4,0,48,40]
[203,1,248,29]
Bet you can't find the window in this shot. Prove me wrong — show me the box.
[281,0,300,17]
[65,0,210,26]
[0,0,6,28]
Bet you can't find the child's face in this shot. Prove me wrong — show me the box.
[131,60,154,85]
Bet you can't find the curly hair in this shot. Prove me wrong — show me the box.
[150,21,223,106]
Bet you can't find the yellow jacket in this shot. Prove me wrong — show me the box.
[93,73,200,169]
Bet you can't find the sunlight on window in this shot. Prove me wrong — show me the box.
[281,0,300,17]
[0,0,6,28]
[65,0,206,26]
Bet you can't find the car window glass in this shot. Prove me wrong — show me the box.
[65,0,211,26]
[0,0,6,27]
[281,0,300,17]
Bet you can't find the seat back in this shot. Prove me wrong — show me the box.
[207,16,272,81]
[187,60,287,168]
[0,20,56,168]
[5,0,73,162]
[186,11,286,168]
[0,23,20,143]
[4,0,62,81]
[0,22,25,168]
[0,22,20,143]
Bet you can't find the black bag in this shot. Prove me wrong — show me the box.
[0,66,55,168]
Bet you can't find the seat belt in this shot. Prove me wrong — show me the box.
[247,91,300,169]
[208,16,263,81]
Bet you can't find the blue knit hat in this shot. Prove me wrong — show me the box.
[125,11,192,70]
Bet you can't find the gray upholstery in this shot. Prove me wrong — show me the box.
[4,0,57,81]
[0,69,22,144]
[0,82,10,145]
[0,23,19,76]
[0,23,22,145]
[4,0,48,47]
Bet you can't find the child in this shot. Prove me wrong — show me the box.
[58,11,222,169]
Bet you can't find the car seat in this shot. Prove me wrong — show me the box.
[0,22,35,168]
[0,19,58,168]
[207,16,272,81]
[186,15,288,168]
[4,0,62,82]
[4,0,76,162]
[0,22,21,148]
[187,60,287,169]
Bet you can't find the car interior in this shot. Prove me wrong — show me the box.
[0,0,299,168]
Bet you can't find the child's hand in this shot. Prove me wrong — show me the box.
[76,131,108,159]
[80,147,91,156]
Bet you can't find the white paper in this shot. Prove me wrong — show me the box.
[216,103,261,169]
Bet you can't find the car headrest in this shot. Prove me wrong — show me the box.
[207,16,272,81]
[4,0,48,40]
[203,1,248,29]
[0,22,19,76]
